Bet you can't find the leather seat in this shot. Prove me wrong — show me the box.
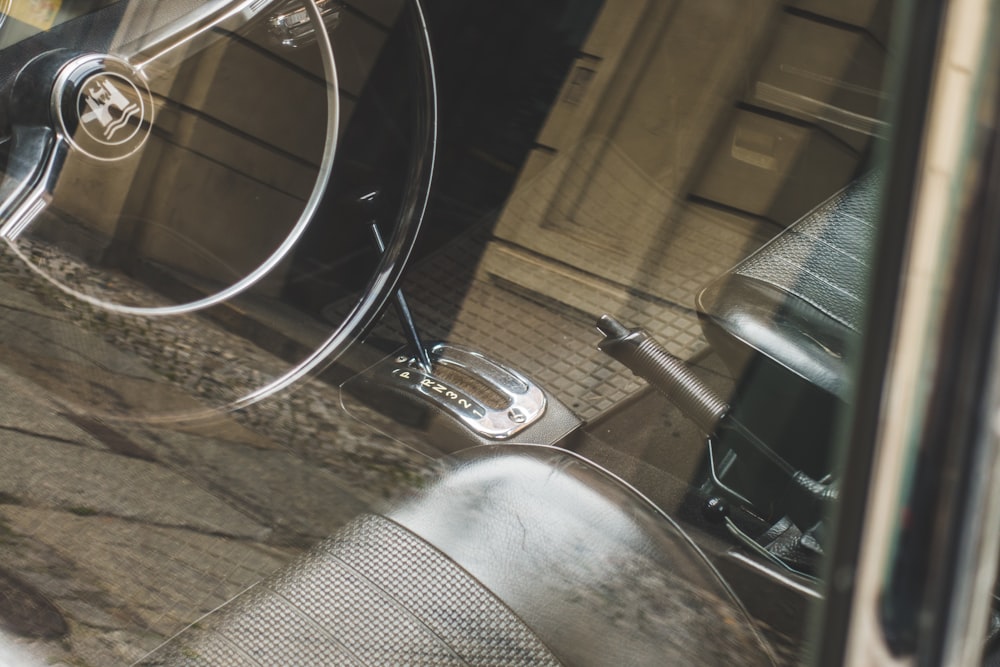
[695,172,879,491]
[698,170,879,401]
[137,445,772,666]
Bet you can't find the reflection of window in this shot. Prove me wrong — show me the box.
[563,65,596,105]
[0,0,120,49]
[7,0,61,31]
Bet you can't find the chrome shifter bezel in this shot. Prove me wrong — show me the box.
[379,343,547,439]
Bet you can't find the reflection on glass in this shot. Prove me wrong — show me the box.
[1,1,338,316]
[0,0,927,666]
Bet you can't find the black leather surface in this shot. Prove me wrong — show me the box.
[139,445,773,666]
[731,171,879,333]
[389,445,772,666]
[698,172,879,398]
[699,276,856,398]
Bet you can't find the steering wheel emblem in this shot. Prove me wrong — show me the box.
[54,55,153,161]
[79,74,143,144]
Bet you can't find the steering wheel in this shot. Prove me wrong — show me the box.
[0,0,436,415]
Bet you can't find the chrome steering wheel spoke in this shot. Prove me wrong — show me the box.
[116,0,279,74]
[0,127,66,241]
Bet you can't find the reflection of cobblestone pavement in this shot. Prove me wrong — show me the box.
[0,241,434,665]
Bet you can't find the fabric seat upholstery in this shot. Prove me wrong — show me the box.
[138,445,771,666]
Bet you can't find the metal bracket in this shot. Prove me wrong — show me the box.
[268,0,342,48]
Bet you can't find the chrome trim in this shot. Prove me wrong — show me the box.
[51,54,154,163]
[705,439,753,507]
[1,192,46,241]
[376,343,547,439]
[839,0,998,664]
[119,0,281,71]
[268,0,342,48]
[0,131,66,241]
[226,0,438,414]
[725,551,823,601]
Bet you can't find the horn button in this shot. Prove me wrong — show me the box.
[53,54,153,162]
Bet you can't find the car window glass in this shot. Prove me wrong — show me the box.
[0,1,925,665]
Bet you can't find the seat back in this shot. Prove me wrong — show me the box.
[695,172,879,515]
[138,446,773,666]
[698,171,880,399]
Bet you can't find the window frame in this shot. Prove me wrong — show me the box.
[813,0,1000,664]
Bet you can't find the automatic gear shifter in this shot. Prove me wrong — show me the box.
[345,214,549,441]
[364,343,547,439]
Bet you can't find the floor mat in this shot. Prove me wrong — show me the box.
[362,207,769,422]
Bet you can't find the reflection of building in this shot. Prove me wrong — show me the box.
[485,0,888,326]
[42,0,404,299]
[127,0,405,296]
[282,0,607,316]
[27,0,888,326]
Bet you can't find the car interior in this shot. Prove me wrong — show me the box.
[0,0,935,665]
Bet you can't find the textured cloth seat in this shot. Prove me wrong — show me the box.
[138,445,771,666]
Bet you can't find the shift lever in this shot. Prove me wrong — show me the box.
[346,191,546,439]
[370,222,433,373]
[359,190,433,373]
